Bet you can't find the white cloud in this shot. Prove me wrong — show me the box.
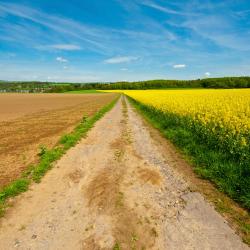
[56,57,68,63]
[205,72,211,77]
[173,64,186,69]
[121,68,128,71]
[39,44,81,51]
[104,56,138,64]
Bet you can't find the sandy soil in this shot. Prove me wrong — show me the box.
[0,93,116,188]
[0,97,248,249]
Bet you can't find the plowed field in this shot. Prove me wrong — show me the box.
[0,93,116,188]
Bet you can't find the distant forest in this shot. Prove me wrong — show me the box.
[0,77,250,93]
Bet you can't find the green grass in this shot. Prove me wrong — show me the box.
[0,96,119,216]
[32,147,65,182]
[0,179,30,201]
[127,96,250,210]
[0,179,30,216]
[65,89,102,94]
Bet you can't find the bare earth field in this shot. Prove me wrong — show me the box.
[0,93,111,121]
[0,97,248,249]
[0,93,116,188]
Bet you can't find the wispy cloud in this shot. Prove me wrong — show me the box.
[182,15,250,51]
[140,1,195,16]
[56,57,68,63]
[0,2,111,54]
[205,72,211,77]
[0,1,178,58]
[116,0,177,41]
[104,56,138,64]
[173,64,186,69]
[40,44,82,51]
[138,0,250,51]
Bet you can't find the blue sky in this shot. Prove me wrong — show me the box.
[0,0,250,82]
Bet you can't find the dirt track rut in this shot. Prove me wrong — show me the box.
[0,97,248,250]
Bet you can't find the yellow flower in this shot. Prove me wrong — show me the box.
[103,89,250,151]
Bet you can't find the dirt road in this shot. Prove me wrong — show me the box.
[0,97,248,249]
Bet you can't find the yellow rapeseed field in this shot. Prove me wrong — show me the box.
[107,89,250,158]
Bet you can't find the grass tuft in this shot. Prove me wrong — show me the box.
[0,179,30,202]
[113,242,121,250]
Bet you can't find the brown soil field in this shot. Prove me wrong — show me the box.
[0,93,117,188]
[0,93,112,121]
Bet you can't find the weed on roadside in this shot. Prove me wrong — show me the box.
[114,150,124,162]
[113,242,121,250]
[38,145,47,157]
[131,233,139,250]
[151,227,158,237]
[115,192,124,208]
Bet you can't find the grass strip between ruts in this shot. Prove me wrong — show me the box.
[0,95,119,216]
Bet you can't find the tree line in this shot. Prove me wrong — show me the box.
[93,77,250,89]
[0,77,249,93]
[46,77,250,91]
[0,81,70,93]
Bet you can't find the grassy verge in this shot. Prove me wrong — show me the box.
[0,96,119,216]
[127,96,250,243]
[127,96,249,209]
